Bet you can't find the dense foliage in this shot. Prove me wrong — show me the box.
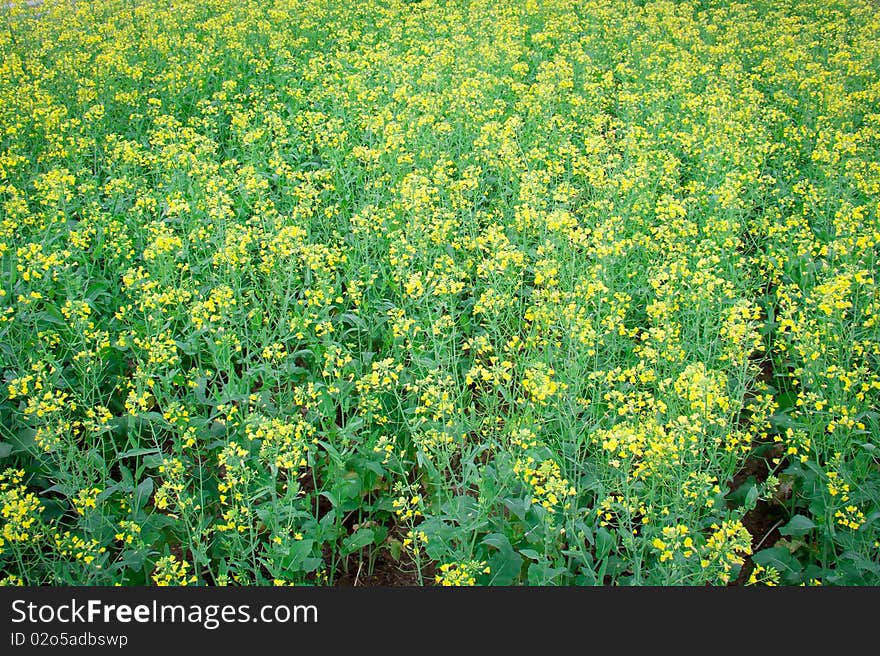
[1,0,878,585]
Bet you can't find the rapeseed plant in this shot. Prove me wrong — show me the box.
[0,0,877,585]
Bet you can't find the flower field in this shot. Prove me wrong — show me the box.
[1,0,878,586]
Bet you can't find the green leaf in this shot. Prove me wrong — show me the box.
[752,546,803,582]
[118,447,161,459]
[779,514,816,537]
[302,557,322,573]
[745,484,759,510]
[134,478,154,510]
[595,527,615,559]
[483,533,524,585]
[37,306,65,326]
[482,532,512,552]
[44,483,74,497]
[320,491,339,509]
[340,312,366,329]
[527,561,566,585]
[288,539,315,564]
[728,475,757,508]
[503,496,530,522]
[338,471,361,501]
[143,454,165,469]
[487,549,523,585]
[387,539,403,561]
[519,548,541,561]
[317,440,345,467]
[341,528,375,555]
[118,464,134,490]
[573,520,594,546]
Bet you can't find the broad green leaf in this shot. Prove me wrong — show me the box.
[134,478,154,510]
[118,447,161,459]
[341,528,375,555]
[779,514,816,537]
